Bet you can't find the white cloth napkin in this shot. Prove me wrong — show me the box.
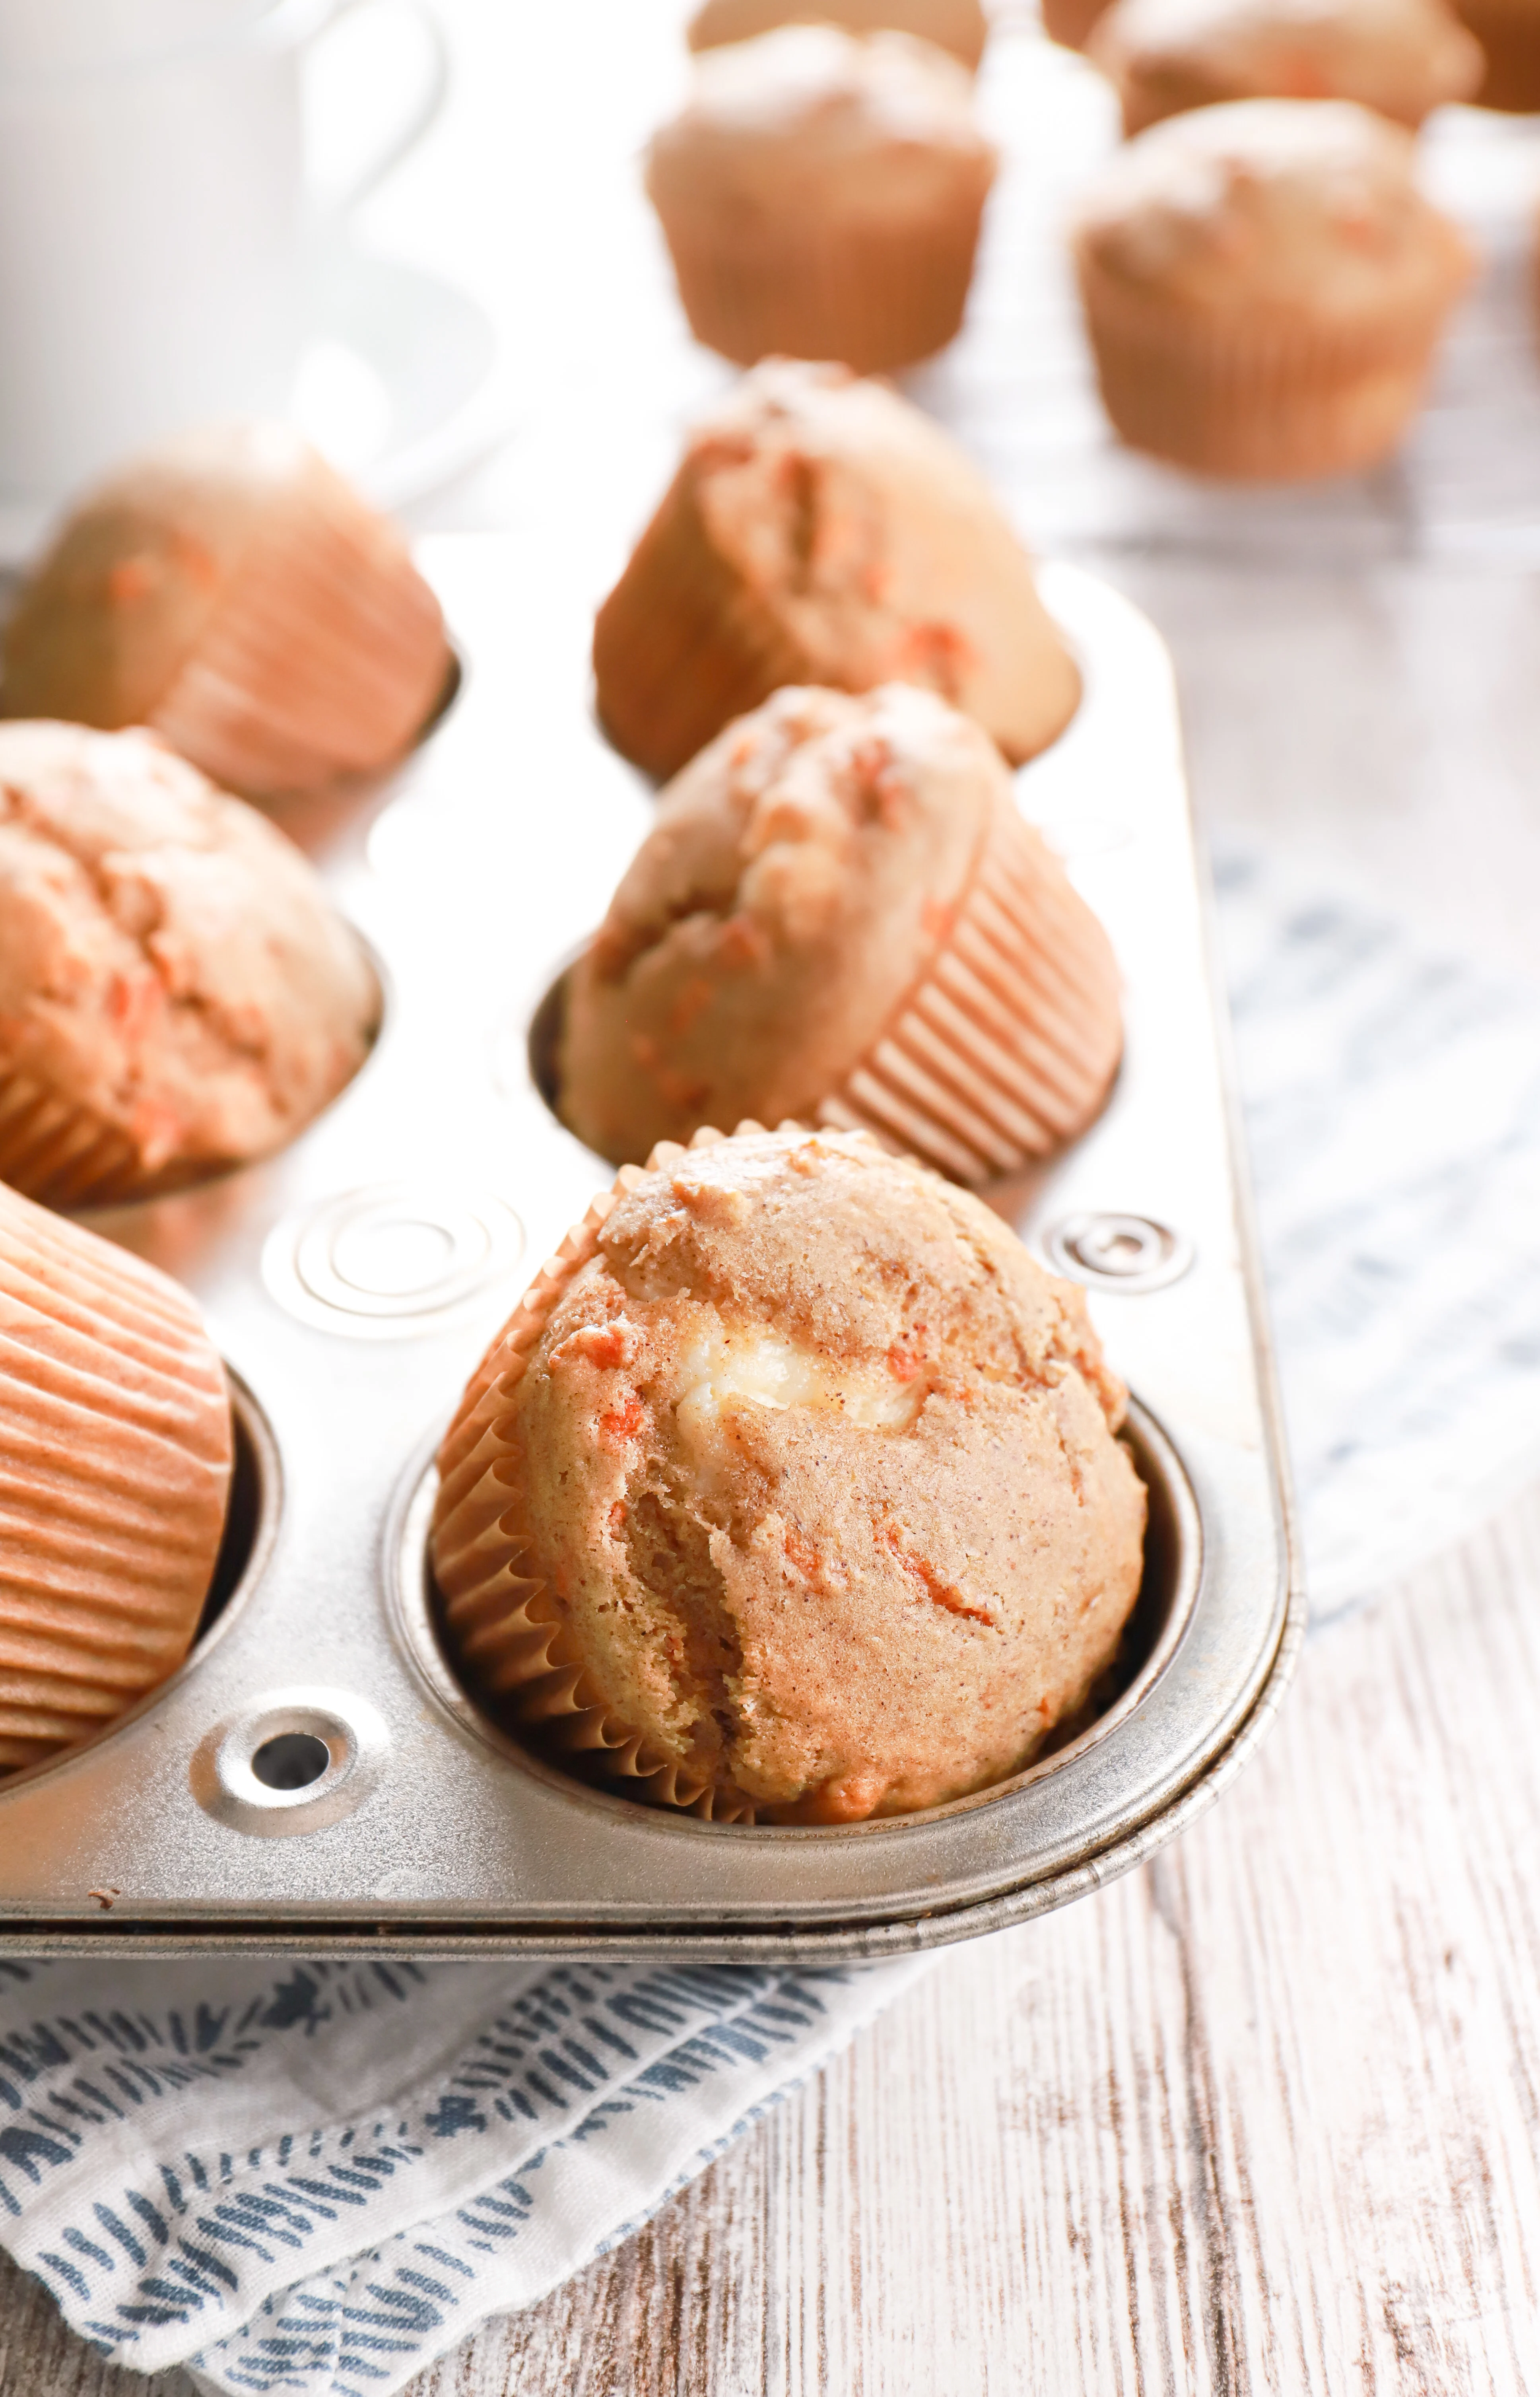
[3,840,1538,2392]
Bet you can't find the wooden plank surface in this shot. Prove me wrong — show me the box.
[6,1469,1540,2393]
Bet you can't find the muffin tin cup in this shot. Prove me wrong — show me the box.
[0,544,1300,1962]
[1075,251,1469,480]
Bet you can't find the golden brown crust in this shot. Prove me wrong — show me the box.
[0,721,380,1205]
[0,423,453,801]
[592,360,1082,782]
[1088,0,1483,131]
[558,682,1122,1180]
[431,1127,1146,1823]
[0,1180,233,1774]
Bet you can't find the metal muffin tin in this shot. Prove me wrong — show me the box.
[0,542,1302,1962]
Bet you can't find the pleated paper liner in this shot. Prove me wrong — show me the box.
[653,187,992,378]
[1074,251,1473,480]
[148,449,454,802]
[431,1123,826,1825]
[592,465,814,782]
[0,1066,306,1213]
[0,1181,234,1777]
[816,791,1122,1183]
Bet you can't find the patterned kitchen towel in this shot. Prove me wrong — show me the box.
[3,842,1540,2393]
[0,1952,931,2393]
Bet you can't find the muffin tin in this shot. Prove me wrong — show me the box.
[0,539,1302,1962]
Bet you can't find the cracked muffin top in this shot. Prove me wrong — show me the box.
[0,720,379,1198]
[632,360,1081,768]
[442,1126,1146,1822]
[558,681,1046,1164]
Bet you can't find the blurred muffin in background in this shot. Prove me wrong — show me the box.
[0,423,454,803]
[0,721,380,1208]
[1088,0,1483,131]
[645,25,997,373]
[430,1123,1147,1825]
[1043,0,1120,48]
[1446,0,1540,106]
[687,0,990,68]
[1071,99,1476,477]
[0,1178,233,1777]
[593,359,1080,781]
[557,682,1122,1184]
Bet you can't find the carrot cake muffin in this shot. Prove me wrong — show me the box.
[646,26,998,375]
[593,359,1080,780]
[1071,99,1476,477]
[431,1124,1148,1823]
[0,1178,233,1775]
[0,422,454,802]
[687,0,990,68]
[1088,0,1483,133]
[557,682,1121,1184]
[0,720,380,1207]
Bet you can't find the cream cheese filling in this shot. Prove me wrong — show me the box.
[675,1322,924,1437]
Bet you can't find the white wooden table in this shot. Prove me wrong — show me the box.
[6,2,1540,2385]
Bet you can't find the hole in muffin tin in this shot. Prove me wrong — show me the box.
[251,1731,331,1791]
[389,1397,1201,1833]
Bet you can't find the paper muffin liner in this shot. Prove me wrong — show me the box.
[814,791,1122,1183]
[431,1125,786,1825]
[653,188,990,378]
[1075,252,1468,480]
[593,468,814,780]
[0,1183,233,1776]
[148,457,453,801]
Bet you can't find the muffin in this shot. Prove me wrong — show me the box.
[557,683,1121,1184]
[1070,100,1477,478]
[1447,0,1540,107]
[688,0,990,68]
[0,422,454,803]
[0,721,380,1208]
[1087,0,1484,132]
[645,27,998,374]
[431,1124,1147,1824]
[0,1179,233,1775]
[1043,0,1120,50]
[593,360,1081,781]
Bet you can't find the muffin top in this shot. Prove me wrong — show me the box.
[646,25,996,224]
[1088,0,1484,130]
[659,360,1080,763]
[0,721,379,1186]
[437,1126,1146,1821]
[559,683,1033,1163]
[0,421,447,766]
[687,0,990,71]
[1072,99,1476,321]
